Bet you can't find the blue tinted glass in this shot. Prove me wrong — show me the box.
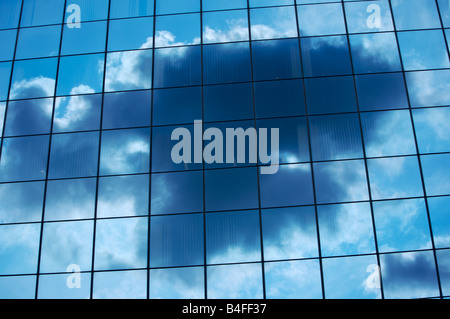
[0,62,11,101]
[105,50,153,92]
[16,25,61,60]
[97,174,149,218]
[110,0,154,19]
[66,0,109,22]
[0,276,36,299]
[150,214,204,267]
[428,197,450,249]
[252,39,301,81]
[414,107,450,154]
[203,42,251,85]
[0,29,17,62]
[0,102,5,135]
[406,70,450,108]
[205,167,259,211]
[154,46,201,88]
[314,160,369,204]
[0,181,44,224]
[10,58,58,100]
[309,113,363,161]
[0,135,49,182]
[150,267,204,299]
[206,210,261,264]
[254,80,305,118]
[100,128,150,175]
[421,154,450,196]
[155,13,200,47]
[108,17,153,51]
[298,3,346,37]
[53,94,102,133]
[4,98,53,136]
[103,90,151,129]
[250,0,293,7]
[438,0,450,27]
[93,270,147,299]
[156,0,200,15]
[305,76,357,114]
[367,156,424,200]
[0,0,22,30]
[38,273,91,299]
[391,0,441,30]
[250,6,297,40]
[151,170,203,215]
[203,10,249,44]
[153,87,202,126]
[437,250,450,296]
[61,21,107,55]
[260,163,314,207]
[374,199,432,253]
[262,206,319,260]
[21,0,65,27]
[381,251,440,299]
[203,0,247,11]
[204,83,253,122]
[344,0,394,33]
[301,36,352,77]
[48,131,99,179]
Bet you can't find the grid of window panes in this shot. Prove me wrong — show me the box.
[0,0,450,299]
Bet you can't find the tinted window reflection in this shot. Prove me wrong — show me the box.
[0,0,22,30]
[0,29,16,62]
[93,270,147,299]
[250,6,297,40]
[428,197,450,249]
[344,0,394,33]
[391,0,441,30]
[61,21,107,56]
[298,3,346,37]
[65,0,109,23]
[0,276,36,299]
[203,0,246,11]
[413,107,450,154]
[203,10,248,44]
[4,98,53,136]
[38,273,91,299]
[0,102,5,135]
[155,13,200,47]
[421,154,450,196]
[156,0,200,15]
[16,25,61,60]
[437,250,450,296]
[108,17,153,52]
[0,62,11,101]
[21,0,65,27]
[405,70,450,108]
[150,267,204,299]
[110,0,154,19]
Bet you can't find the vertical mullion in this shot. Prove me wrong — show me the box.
[387,0,444,299]
[294,0,325,300]
[35,0,68,299]
[435,0,450,61]
[341,0,386,299]
[90,0,112,300]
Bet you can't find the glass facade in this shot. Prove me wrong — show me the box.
[0,0,449,300]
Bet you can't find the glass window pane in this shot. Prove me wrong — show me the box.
[40,220,94,273]
[361,110,416,157]
[204,83,253,122]
[323,255,381,299]
[254,79,305,118]
[314,160,369,204]
[57,54,104,96]
[398,30,450,71]
[367,156,424,200]
[309,113,363,161]
[391,0,441,30]
[318,202,376,257]
[406,70,450,108]
[154,46,201,88]
[250,0,293,7]
[428,196,450,249]
[421,153,450,196]
[0,0,22,30]
[262,206,318,260]
[10,58,57,100]
[16,25,61,60]
[437,250,450,296]
[381,251,440,299]
[151,170,203,215]
[344,0,394,33]
[260,163,314,208]
[0,276,36,299]
[203,0,247,11]
[0,102,6,135]
[349,32,402,74]
[298,3,346,37]
[21,0,65,27]
[207,263,263,299]
[250,6,297,40]
[301,36,352,77]
[53,94,102,133]
[203,10,249,44]
[305,76,357,115]
[0,223,41,275]
[4,98,53,136]
[100,128,150,176]
[0,62,11,101]
[355,73,409,111]
[153,87,202,126]
[66,0,109,23]
[97,174,149,218]
[0,181,44,224]
[94,217,148,271]
[38,273,91,299]
[103,90,151,129]
[45,178,96,221]
[438,0,450,27]
[0,29,16,62]
[413,107,450,154]
[205,167,259,211]
[48,131,99,179]
[265,260,322,299]
[105,49,153,92]
[155,13,200,47]
[93,270,147,299]
[61,21,107,55]
[150,267,204,299]
[252,39,301,81]
[0,135,49,182]
[110,0,154,19]
[156,0,200,15]
[108,17,153,51]
[374,199,432,253]
[150,214,204,267]
[203,42,251,85]
[206,210,261,264]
